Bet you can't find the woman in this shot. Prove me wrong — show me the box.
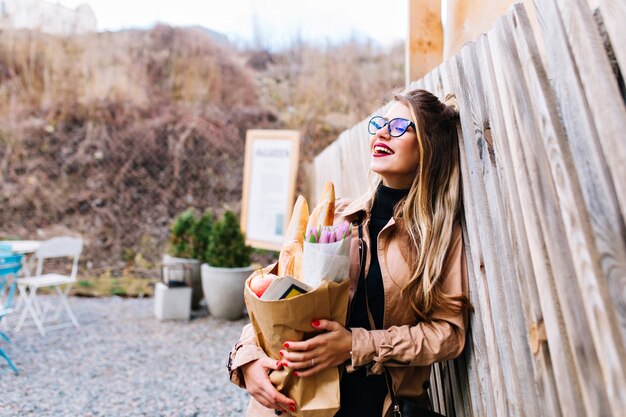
[228,89,472,416]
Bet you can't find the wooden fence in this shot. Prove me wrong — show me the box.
[306,1,626,416]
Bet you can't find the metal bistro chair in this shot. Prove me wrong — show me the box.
[15,237,83,337]
[0,253,22,375]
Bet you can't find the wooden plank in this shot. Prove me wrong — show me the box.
[598,0,626,74]
[406,0,443,85]
[459,37,547,417]
[440,54,507,417]
[476,30,564,417]
[440,360,457,417]
[489,9,612,416]
[427,69,475,416]
[433,362,445,414]
[443,51,531,416]
[450,354,473,417]
[435,59,487,417]
[485,11,587,417]
[443,0,515,59]
[422,72,446,416]
[553,0,626,225]
[338,122,369,198]
[535,0,626,349]
[507,4,626,415]
[429,367,440,412]
[460,226,492,417]
[444,358,466,417]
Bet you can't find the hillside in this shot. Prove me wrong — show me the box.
[0,25,404,275]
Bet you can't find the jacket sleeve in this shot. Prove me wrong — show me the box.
[228,323,268,388]
[349,226,469,375]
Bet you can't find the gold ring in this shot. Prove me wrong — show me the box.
[311,358,316,367]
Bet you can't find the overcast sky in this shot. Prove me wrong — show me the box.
[58,0,409,48]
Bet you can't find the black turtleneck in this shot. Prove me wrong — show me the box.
[336,184,409,417]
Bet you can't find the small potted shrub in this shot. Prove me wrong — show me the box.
[200,210,254,320]
[164,209,214,310]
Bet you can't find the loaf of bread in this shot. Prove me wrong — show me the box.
[278,195,309,278]
[281,195,309,250]
[278,241,303,280]
[278,182,336,280]
[305,181,335,232]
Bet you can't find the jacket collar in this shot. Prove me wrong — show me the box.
[337,192,371,219]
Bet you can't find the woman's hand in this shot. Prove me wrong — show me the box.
[280,319,352,378]
[240,357,296,414]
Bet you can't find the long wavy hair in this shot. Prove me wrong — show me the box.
[371,89,471,320]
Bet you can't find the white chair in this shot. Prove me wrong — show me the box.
[15,237,83,336]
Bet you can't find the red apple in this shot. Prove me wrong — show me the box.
[249,272,278,298]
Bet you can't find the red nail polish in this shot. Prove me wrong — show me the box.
[279,351,284,356]
[312,320,320,327]
[293,371,299,376]
[276,361,281,367]
[290,405,296,412]
[283,342,290,348]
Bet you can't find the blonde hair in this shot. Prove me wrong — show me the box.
[372,89,469,320]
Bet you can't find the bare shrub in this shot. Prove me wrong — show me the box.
[0,27,403,276]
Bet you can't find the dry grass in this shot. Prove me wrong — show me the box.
[0,26,404,284]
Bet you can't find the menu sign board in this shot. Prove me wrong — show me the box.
[241,130,300,251]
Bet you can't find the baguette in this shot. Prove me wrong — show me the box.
[278,241,303,280]
[306,181,335,232]
[278,195,309,279]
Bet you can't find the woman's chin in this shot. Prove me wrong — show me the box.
[370,159,389,176]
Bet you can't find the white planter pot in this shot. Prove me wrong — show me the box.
[162,255,203,310]
[201,263,255,320]
[154,282,192,321]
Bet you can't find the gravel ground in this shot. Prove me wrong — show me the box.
[0,296,251,416]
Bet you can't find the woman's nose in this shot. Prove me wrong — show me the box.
[375,125,391,140]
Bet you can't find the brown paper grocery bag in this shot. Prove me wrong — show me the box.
[244,263,350,417]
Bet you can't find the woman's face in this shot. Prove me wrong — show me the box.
[369,101,420,189]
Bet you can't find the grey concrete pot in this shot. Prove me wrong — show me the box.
[201,263,255,320]
[162,255,203,310]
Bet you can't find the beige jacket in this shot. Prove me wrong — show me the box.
[228,194,469,417]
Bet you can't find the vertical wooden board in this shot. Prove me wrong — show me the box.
[444,358,464,417]
[453,79,500,417]
[339,121,369,198]
[507,5,626,414]
[489,13,606,417]
[444,0,517,59]
[429,367,440,412]
[460,229,493,417]
[313,142,339,199]
[535,0,626,347]
[457,36,545,417]
[408,77,426,91]
[444,50,529,416]
[406,0,443,85]
[476,32,564,417]
[598,0,626,73]
[485,14,585,417]
[553,0,626,224]
[450,355,473,417]
[433,362,446,414]
[442,55,508,416]
[422,72,450,415]
[440,361,457,417]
